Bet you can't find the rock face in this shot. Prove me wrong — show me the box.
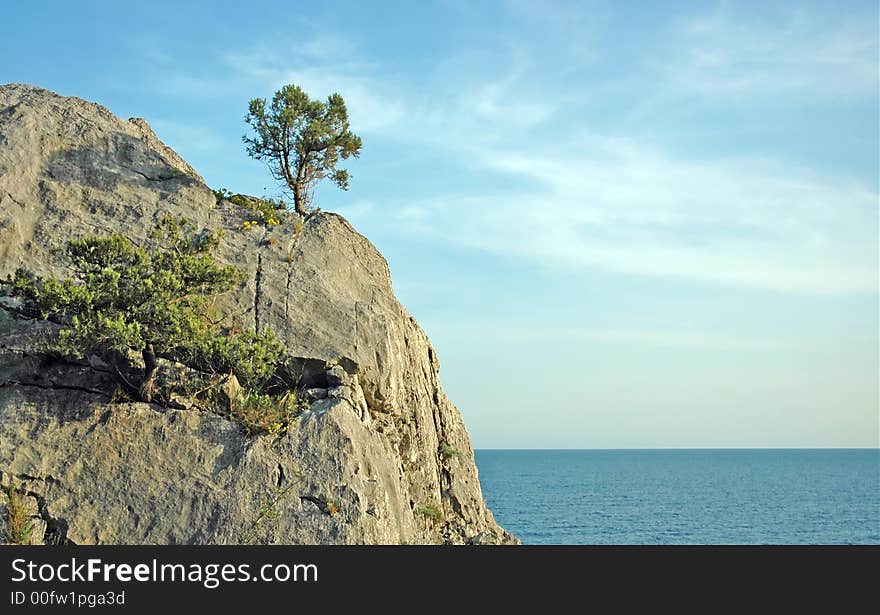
[0,83,516,545]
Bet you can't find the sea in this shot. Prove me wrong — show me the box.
[474,449,880,545]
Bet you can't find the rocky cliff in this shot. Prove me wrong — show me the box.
[0,83,516,545]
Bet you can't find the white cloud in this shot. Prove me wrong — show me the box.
[461,55,557,128]
[365,137,878,295]
[669,6,879,100]
[133,12,878,296]
[223,45,405,133]
[430,323,784,350]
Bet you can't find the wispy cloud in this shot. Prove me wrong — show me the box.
[428,323,785,350]
[131,4,878,296]
[222,43,405,133]
[221,38,560,143]
[669,6,879,101]
[463,63,556,128]
[362,132,877,294]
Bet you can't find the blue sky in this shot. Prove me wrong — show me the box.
[3,0,878,447]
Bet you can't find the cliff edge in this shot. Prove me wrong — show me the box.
[0,83,516,545]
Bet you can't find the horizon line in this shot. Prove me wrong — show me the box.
[473,447,880,451]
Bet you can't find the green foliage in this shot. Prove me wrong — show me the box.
[9,217,237,353]
[418,504,443,523]
[243,84,362,215]
[5,217,284,396]
[240,479,300,545]
[212,187,234,202]
[230,389,307,436]
[213,189,286,229]
[185,330,283,389]
[439,441,459,460]
[3,483,36,545]
[233,195,285,228]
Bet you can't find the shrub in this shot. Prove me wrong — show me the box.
[240,480,300,544]
[418,504,443,523]
[4,217,283,400]
[184,329,283,390]
[230,389,306,436]
[439,441,459,460]
[230,194,286,227]
[212,187,234,202]
[213,189,286,228]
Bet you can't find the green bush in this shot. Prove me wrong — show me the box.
[230,194,286,223]
[5,217,284,400]
[212,187,234,202]
[231,389,307,436]
[418,504,443,522]
[184,329,283,390]
[439,441,459,460]
[213,188,287,228]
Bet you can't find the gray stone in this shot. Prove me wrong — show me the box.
[325,365,351,387]
[304,388,328,400]
[0,83,517,545]
[327,386,351,399]
[219,374,242,407]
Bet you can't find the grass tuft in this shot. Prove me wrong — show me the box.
[3,483,36,545]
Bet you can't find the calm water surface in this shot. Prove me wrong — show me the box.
[475,449,880,544]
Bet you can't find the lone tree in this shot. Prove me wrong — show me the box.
[243,84,362,216]
[6,217,283,402]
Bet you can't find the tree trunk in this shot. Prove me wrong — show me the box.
[139,343,158,402]
[293,184,307,216]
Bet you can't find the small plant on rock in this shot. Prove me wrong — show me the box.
[230,389,306,436]
[212,187,234,202]
[214,188,286,228]
[240,480,300,545]
[4,217,283,402]
[232,194,286,226]
[439,441,459,460]
[418,504,443,524]
[3,483,36,545]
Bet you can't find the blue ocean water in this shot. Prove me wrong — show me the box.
[474,449,880,545]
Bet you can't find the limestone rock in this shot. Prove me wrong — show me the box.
[220,374,242,407]
[325,364,351,388]
[305,388,328,400]
[0,83,517,545]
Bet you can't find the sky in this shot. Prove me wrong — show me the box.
[2,0,878,448]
